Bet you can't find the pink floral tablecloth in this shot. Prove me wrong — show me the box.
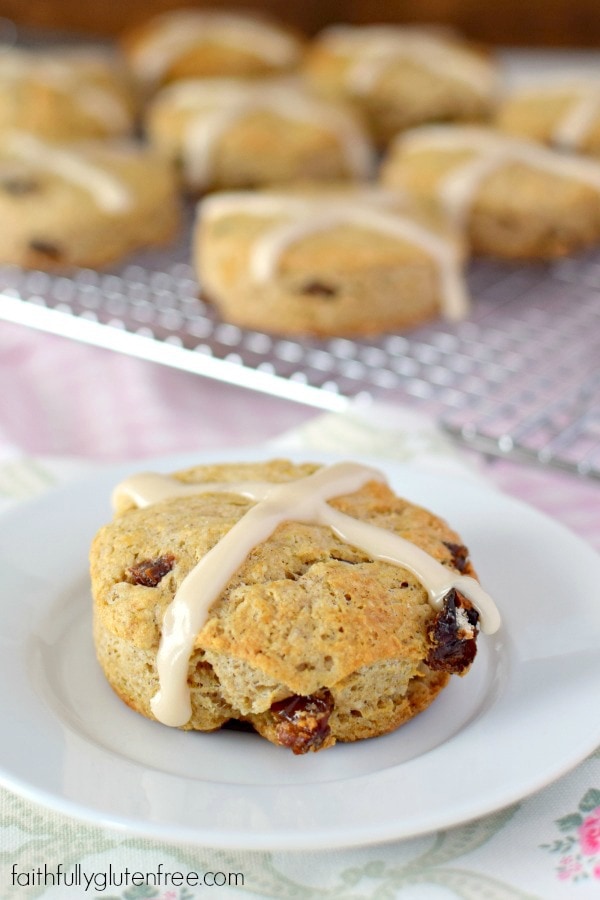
[1,320,600,900]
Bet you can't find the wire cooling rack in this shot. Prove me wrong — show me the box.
[0,228,598,480]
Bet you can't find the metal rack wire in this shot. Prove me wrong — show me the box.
[1,234,598,479]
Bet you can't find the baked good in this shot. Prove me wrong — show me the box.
[303,25,497,146]
[145,77,375,192]
[91,459,500,754]
[194,187,469,336]
[496,77,600,157]
[0,47,136,141]
[380,125,600,259]
[122,9,303,89]
[0,131,180,269]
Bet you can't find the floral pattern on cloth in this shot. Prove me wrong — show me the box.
[1,788,542,900]
[541,788,600,884]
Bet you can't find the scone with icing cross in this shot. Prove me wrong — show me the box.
[194,187,469,336]
[496,77,600,158]
[90,459,501,754]
[121,8,303,90]
[145,77,375,193]
[0,47,136,142]
[380,125,600,259]
[303,25,497,147]
[0,131,180,269]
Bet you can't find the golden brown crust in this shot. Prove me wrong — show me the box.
[91,459,481,752]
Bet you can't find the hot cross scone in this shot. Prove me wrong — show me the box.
[0,47,136,141]
[145,77,375,192]
[194,187,469,336]
[0,132,180,269]
[122,8,303,90]
[303,25,497,146]
[380,125,600,259]
[91,459,500,754]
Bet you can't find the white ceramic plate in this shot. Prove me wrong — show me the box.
[1,447,600,850]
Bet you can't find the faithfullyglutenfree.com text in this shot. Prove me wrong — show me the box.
[9,861,245,892]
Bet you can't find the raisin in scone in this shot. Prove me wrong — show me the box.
[122,9,303,90]
[496,77,600,158]
[91,459,500,754]
[194,187,469,336]
[380,125,600,259]
[0,131,180,269]
[0,47,136,141]
[145,77,374,192]
[303,25,497,147]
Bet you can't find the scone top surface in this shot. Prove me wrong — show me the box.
[122,8,304,88]
[91,459,499,752]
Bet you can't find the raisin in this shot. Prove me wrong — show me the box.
[443,540,472,574]
[271,689,334,754]
[2,177,40,195]
[127,553,175,587]
[28,239,63,261]
[426,589,479,675]
[300,280,338,298]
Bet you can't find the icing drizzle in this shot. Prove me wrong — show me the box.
[112,462,501,728]
[155,79,374,187]
[394,125,600,226]
[200,191,469,319]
